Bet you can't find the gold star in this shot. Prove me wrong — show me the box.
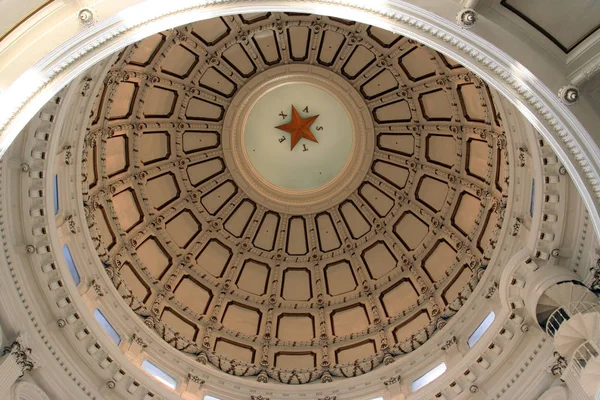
[275,106,319,150]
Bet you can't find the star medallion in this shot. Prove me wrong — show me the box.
[275,106,319,150]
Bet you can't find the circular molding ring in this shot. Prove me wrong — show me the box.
[223,65,374,214]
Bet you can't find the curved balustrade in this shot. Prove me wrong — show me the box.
[545,302,600,338]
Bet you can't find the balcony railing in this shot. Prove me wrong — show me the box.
[545,302,600,338]
[562,341,600,399]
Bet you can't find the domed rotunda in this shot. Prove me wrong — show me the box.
[0,2,599,400]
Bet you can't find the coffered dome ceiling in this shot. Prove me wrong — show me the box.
[83,12,509,384]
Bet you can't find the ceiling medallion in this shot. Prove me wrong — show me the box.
[275,105,320,151]
[223,65,374,213]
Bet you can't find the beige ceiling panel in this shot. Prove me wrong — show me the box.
[399,46,436,81]
[373,100,412,123]
[120,262,151,302]
[236,260,270,296]
[139,131,171,165]
[223,200,256,238]
[452,192,481,236]
[252,30,281,65]
[190,17,231,46]
[392,310,430,343]
[221,302,262,336]
[442,264,472,304]
[253,212,280,251]
[287,26,310,61]
[199,68,237,97]
[372,160,409,190]
[286,217,308,255]
[335,340,377,364]
[419,89,452,121]
[331,304,370,336]
[276,314,315,341]
[274,352,316,369]
[146,172,180,210]
[316,213,341,252]
[128,33,165,66]
[458,83,486,123]
[181,130,220,154]
[143,86,178,118]
[160,45,199,79]
[360,69,399,100]
[393,211,429,251]
[342,46,376,79]
[173,276,212,315]
[195,239,232,278]
[281,268,312,301]
[105,135,129,177]
[85,145,97,188]
[185,98,224,121]
[164,209,201,248]
[361,241,397,280]
[214,339,255,363]
[439,53,462,69]
[222,44,257,78]
[478,209,499,253]
[186,158,225,187]
[93,206,116,251]
[136,236,171,280]
[201,180,237,215]
[339,201,370,239]
[106,82,137,120]
[112,188,143,232]
[379,279,419,318]
[239,12,271,25]
[324,260,358,296]
[416,175,449,212]
[495,148,508,192]
[422,240,457,282]
[367,25,402,48]
[160,308,198,341]
[359,182,394,217]
[426,134,456,168]
[466,138,489,181]
[377,132,414,156]
[317,30,345,66]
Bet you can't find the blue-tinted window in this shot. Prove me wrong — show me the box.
[93,309,121,345]
[62,245,80,285]
[467,311,495,348]
[142,360,177,389]
[53,175,59,215]
[411,363,447,392]
[204,397,222,400]
[529,179,535,217]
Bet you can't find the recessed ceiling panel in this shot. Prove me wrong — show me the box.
[361,241,397,280]
[394,211,429,251]
[139,131,171,165]
[324,260,358,296]
[236,260,270,296]
[221,302,262,336]
[195,239,232,278]
[173,276,213,315]
[286,217,308,255]
[136,236,172,280]
[422,240,457,282]
[165,209,202,249]
[146,172,180,210]
[331,303,370,336]
[280,268,312,301]
[276,313,315,341]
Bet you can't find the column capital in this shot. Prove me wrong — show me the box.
[2,333,42,377]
